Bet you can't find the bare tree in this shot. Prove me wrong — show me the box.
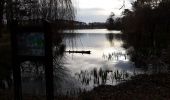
[6,0,75,24]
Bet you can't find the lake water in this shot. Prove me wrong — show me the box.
[64,29,131,75]
[56,29,143,94]
[22,29,144,95]
[64,29,128,73]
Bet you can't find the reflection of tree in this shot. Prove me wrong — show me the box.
[106,33,114,46]
[105,33,123,46]
[20,56,69,95]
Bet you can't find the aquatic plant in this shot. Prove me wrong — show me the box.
[75,68,131,86]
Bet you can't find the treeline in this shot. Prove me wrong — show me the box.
[75,22,106,29]
[63,21,106,29]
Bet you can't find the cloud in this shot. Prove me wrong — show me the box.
[76,14,108,23]
[75,7,122,22]
[75,8,108,22]
[73,0,134,22]
[76,8,106,16]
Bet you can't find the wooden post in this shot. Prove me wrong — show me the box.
[44,20,54,100]
[10,21,22,100]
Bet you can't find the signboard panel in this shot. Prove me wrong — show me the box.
[16,32,45,56]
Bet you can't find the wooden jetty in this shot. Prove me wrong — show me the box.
[65,50,91,54]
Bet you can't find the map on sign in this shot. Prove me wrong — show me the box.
[16,32,45,56]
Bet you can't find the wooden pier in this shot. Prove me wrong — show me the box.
[65,50,91,54]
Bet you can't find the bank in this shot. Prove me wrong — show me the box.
[78,72,170,100]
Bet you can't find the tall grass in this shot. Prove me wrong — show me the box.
[75,68,130,86]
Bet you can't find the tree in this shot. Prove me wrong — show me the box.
[5,0,75,24]
[106,12,115,30]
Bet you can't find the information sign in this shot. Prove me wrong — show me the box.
[16,32,45,56]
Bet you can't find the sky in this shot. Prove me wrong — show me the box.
[72,0,134,23]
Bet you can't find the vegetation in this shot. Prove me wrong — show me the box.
[75,68,130,86]
[106,0,170,70]
[123,0,170,70]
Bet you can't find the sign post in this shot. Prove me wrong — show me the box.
[10,20,54,100]
[44,21,54,100]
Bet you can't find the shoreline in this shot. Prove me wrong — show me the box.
[79,72,170,100]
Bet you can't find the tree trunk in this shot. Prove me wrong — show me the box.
[0,0,5,37]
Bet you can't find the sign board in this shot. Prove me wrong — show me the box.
[11,21,54,100]
[16,32,45,56]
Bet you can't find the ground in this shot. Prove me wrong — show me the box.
[79,72,170,100]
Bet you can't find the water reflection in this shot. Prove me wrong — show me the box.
[105,33,122,46]
[64,29,121,34]
[62,29,143,93]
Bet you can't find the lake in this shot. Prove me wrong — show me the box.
[56,29,143,94]
[22,29,144,95]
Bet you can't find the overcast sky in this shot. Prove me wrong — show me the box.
[72,0,134,23]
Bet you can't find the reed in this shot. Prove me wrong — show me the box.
[75,68,130,86]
